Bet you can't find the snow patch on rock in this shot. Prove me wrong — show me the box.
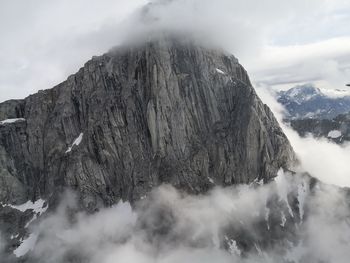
[5,199,48,228]
[7,199,47,214]
[0,118,25,125]
[327,130,342,139]
[66,133,84,153]
[216,68,226,75]
[13,233,38,257]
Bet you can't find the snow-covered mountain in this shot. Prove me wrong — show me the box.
[277,84,350,120]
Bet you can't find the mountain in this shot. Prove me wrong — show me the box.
[0,38,295,205]
[0,38,296,260]
[277,84,350,142]
[277,84,350,120]
[290,111,350,144]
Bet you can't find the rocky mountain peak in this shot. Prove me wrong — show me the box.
[280,84,322,104]
[0,38,295,208]
[0,37,299,261]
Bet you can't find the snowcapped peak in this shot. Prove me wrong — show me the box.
[281,84,350,100]
[281,84,322,104]
[277,84,350,119]
[285,85,321,98]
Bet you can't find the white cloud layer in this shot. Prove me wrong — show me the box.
[251,37,350,90]
[256,87,350,187]
[0,0,350,102]
[5,172,350,263]
[0,0,147,102]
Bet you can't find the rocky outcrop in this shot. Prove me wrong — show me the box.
[0,38,295,211]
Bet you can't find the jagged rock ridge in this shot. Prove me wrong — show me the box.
[0,38,295,212]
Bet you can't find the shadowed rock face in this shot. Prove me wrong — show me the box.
[0,38,295,210]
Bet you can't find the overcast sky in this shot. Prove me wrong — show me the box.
[0,0,350,102]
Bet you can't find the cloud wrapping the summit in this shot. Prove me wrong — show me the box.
[1,0,350,102]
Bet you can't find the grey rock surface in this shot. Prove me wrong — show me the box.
[0,38,295,209]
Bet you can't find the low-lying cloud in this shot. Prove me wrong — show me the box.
[256,87,350,187]
[5,170,350,263]
[2,85,350,261]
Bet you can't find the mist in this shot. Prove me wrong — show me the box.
[1,0,350,102]
[5,170,349,263]
[2,86,350,262]
[256,86,350,187]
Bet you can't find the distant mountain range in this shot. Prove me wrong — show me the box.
[277,84,350,120]
[277,84,350,144]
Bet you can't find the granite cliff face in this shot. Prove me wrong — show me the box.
[0,39,295,211]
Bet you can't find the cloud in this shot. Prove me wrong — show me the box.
[1,0,350,102]
[256,87,350,187]
[250,37,350,90]
[7,171,350,263]
[303,184,350,262]
[283,130,350,187]
[0,0,148,102]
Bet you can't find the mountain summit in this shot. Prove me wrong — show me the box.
[0,40,297,260]
[0,38,295,210]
